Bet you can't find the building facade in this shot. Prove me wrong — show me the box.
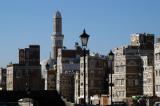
[112,33,154,102]
[47,66,57,90]
[56,43,83,102]
[0,68,6,90]
[78,54,107,104]
[141,56,154,96]
[60,72,75,102]
[154,37,160,97]
[6,45,42,91]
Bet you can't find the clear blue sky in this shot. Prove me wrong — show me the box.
[0,0,160,67]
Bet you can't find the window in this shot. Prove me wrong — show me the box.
[117,91,125,97]
[115,67,119,73]
[90,81,94,87]
[115,79,124,86]
[90,73,94,78]
[135,79,139,86]
[80,63,83,68]
[56,40,62,46]
[15,71,21,78]
[156,85,160,92]
[156,71,158,76]
[81,73,83,76]
[128,79,133,86]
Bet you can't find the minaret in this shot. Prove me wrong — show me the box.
[51,11,64,59]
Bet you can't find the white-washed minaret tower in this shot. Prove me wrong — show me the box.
[51,11,64,59]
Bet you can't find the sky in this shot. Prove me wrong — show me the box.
[0,0,160,67]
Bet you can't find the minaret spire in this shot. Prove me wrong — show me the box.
[54,11,62,35]
[51,11,64,59]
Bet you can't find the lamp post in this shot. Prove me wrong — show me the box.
[80,29,89,106]
[108,50,114,106]
[46,63,50,71]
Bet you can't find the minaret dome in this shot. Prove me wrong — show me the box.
[54,11,61,19]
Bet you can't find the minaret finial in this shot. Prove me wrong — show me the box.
[49,51,51,59]
[83,29,86,33]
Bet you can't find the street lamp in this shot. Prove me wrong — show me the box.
[108,50,114,106]
[46,63,50,71]
[80,29,89,106]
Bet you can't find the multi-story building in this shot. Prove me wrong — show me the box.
[141,56,154,96]
[0,68,6,90]
[6,45,42,91]
[47,65,57,90]
[154,37,160,97]
[19,45,40,66]
[78,53,107,104]
[56,43,83,102]
[60,72,75,101]
[112,33,154,102]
